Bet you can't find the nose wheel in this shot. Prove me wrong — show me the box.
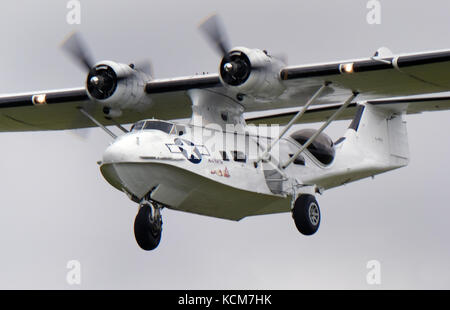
[134,200,163,251]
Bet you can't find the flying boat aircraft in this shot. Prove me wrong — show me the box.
[1,15,450,250]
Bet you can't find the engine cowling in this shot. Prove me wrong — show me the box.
[219,47,285,99]
[86,61,150,117]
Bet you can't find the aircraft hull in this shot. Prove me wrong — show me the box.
[100,161,290,221]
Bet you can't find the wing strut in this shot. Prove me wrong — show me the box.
[257,82,331,163]
[78,108,117,139]
[281,92,359,169]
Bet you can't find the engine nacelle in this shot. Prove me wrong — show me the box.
[219,47,285,99]
[86,61,151,116]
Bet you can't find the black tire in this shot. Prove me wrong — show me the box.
[292,194,320,236]
[134,204,162,251]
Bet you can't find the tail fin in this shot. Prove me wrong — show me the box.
[342,103,409,166]
[312,103,410,189]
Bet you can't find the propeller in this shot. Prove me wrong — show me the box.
[60,32,155,139]
[199,14,231,60]
[61,32,95,73]
[198,14,287,76]
[61,32,152,100]
[199,14,252,86]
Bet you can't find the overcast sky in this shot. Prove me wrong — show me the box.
[0,0,449,289]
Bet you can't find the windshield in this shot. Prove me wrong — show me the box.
[144,120,174,134]
[131,120,175,134]
[130,121,145,132]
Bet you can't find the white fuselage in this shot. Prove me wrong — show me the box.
[100,106,409,221]
[99,119,316,220]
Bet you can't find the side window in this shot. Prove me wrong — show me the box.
[220,151,230,161]
[289,154,306,166]
[232,151,246,163]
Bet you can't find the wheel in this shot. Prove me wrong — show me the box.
[134,202,162,251]
[292,194,321,236]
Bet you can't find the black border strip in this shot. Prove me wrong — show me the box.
[146,75,221,94]
[0,290,443,307]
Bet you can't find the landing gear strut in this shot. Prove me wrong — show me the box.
[292,194,321,236]
[134,200,163,251]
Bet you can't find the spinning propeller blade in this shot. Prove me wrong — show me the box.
[61,32,153,81]
[61,32,95,73]
[199,14,231,59]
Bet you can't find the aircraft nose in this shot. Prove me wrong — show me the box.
[102,141,124,163]
[102,135,139,164]
[100,135,141,193]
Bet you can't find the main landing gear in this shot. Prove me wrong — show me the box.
[292,194,321,236]
[133,194,321,250]
[134,200,163,251]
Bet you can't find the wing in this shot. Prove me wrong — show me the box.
[246,94,450,126]
[0,88,189,132]
[0,74,222,132]
[282,49,450,93]
[266,49,450,111]
[3,48,450,132]
[144,48,450,113]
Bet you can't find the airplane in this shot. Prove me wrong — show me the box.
[1,14,450,251]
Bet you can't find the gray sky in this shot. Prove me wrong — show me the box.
[0,0,449,289]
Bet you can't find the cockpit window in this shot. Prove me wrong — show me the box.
[143,120,174,134]
[131,120,175,134]
[131,121,145,132]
